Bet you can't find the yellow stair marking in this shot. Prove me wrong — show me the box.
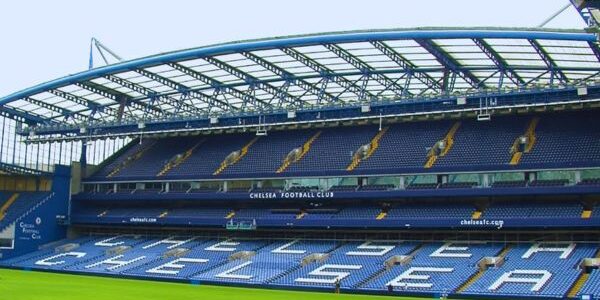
[581,210,592,219]
[0,193,19,221]
[157,140,204,176]
[497,245,512,258]
[376,211,387,220]
[524,117,540,153]
[225,211,236,219]
[158,210,169,218]
[108,141,155,177]
[296,211,306,219]
[347,127,389,171]
[424,155,438,168]
[97,210,109,217]
[472,210,482,220]
[456,268,486,293]
[424,122,461,168]
[510,117,540,165]
[567,273,590,298]
[277,131,322,173]
[214,137,260,175]
[457,244,512,293]
[509,152,522,165]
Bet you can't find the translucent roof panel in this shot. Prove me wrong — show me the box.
[0,28,599,128]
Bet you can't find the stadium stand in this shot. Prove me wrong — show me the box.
[83,111,600,181]
[3,27,600,300]
[5,235,599,299]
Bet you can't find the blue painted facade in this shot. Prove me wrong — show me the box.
[0,166,70,260]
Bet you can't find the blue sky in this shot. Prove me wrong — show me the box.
[0,0,586,97]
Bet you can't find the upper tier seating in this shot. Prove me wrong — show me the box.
[520,113,600,167]
[89,111,600,180]
[285,126,377,173]
[92,140,152,178]
[435,118,526,168]
[111,137,198,178]
[222,130,316,176]
[355,121,452,171]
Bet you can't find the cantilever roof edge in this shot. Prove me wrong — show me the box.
[0,27,596,106]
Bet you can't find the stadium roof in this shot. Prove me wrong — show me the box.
[2,27,600,128]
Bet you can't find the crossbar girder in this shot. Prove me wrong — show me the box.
[529,39,568,84]
[281,47,376,101]
[202,57,281,110]
[47,89,128,120]
[134,69,212,115]
[66,63,599,116]
[75,81,163,118]
[324,44,411,97]
[370,40,442,93]
[416,39,483,90]
[0,106,53,125]
[170,61,275,111]
[23,97,91,123]
[472,38,525,86]
[588,41,600,62]
[240,51,334,105]
[166,63,250,112]
[104,74,179,117]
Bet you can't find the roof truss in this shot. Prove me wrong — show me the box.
[0,29,598,129]
[416,39,483,90]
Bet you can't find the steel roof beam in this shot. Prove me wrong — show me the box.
[416,39,483,90]
[166,63,250,112]
[104,75,180,117]
[472,38,525,86]
[240,51,334,105]
[79,64,595,109]
[587,41,600,62]
[75,81,163,119]
[370,40,442,93]
[324,44,411,97]
[202,57,284,110]
[281,47,376,101]
[170,62,273,111]
[23,97,91,123]
[523,71,551,85]
[0,106,54,125]
[529,39,568,84]
[134,69,215,114]
[47,89,128,120]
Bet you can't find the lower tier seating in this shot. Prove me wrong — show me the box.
[3,236,599,299]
